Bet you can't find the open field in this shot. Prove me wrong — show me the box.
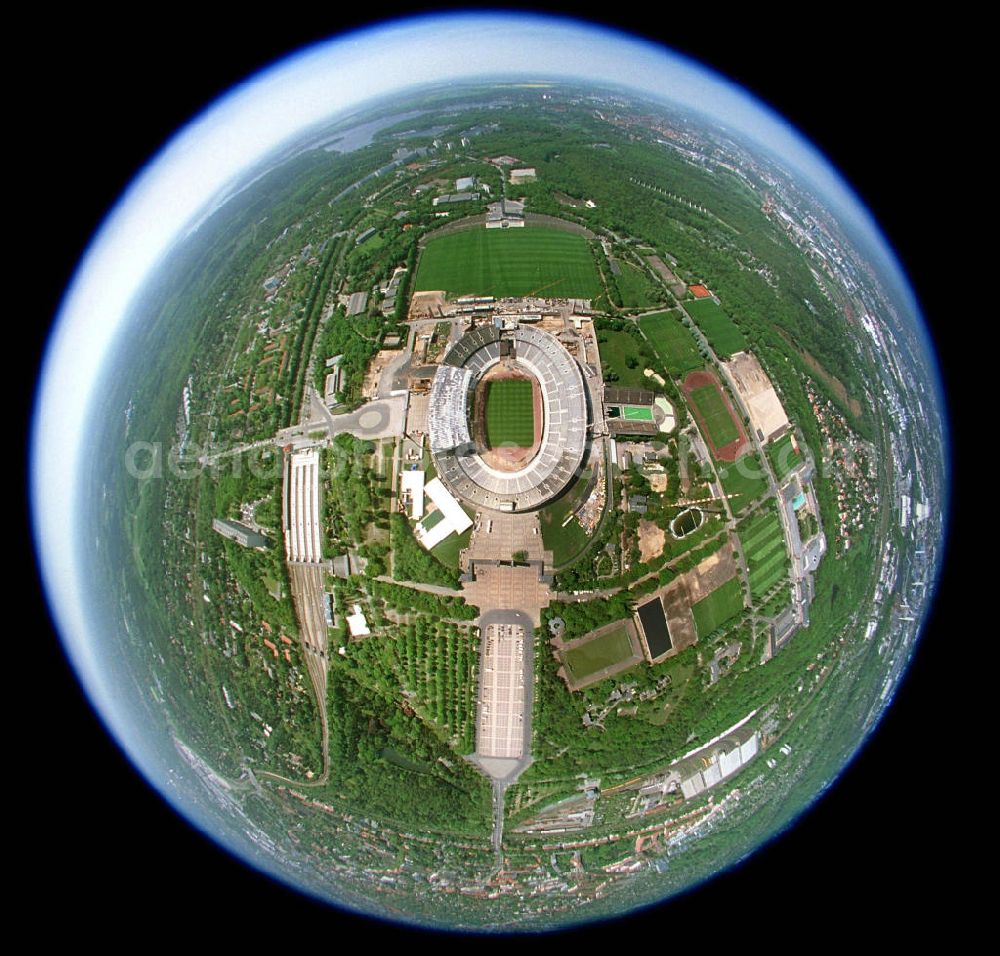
[639,311,703,377]
[692,576,745,638]
[717,453,770,512]
[686,299,747,357]
[485,379,535,447]
[767,432,804,480]
[540,469,598,566]
[624,405,654,422]
[597,329,651,387]
[738,510,789,599]
[615,260,663,309]
[541,511,589,567]
[431,525,472,570]
[415,227,601,298]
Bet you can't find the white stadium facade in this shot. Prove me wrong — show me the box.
[427,324,588,512]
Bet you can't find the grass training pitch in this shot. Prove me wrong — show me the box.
[415,227,602,298]
[686,299,747,357]
[738,510,789,599]
[638,311,703,376]
[485,379,535,447]
[767,432,803,480]
[717,453,770,512]
[692,576,744,637]
[564,626,635,681]
[623,405,654,421]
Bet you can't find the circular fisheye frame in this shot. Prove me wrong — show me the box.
[33,12,948,935]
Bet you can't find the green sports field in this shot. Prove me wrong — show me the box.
[564,626,634,681]
[689,384,740,448]
[415,227,602,298]
[486,379,535,447]
[639,311,703,377]
[738,510,789,599]
[717,453,770,513]
[686,299,747,357]
[767,432,803,481]
[624,405,654,421]
[692,576,744,638]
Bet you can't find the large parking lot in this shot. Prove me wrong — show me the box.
[477,620,526,759]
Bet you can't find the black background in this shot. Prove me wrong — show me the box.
[28,4,963,945]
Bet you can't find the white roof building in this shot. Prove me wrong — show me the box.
[425,477,472,533]
[346,604,371,637]
[400,469,425,520]
[413,477,472,551]
[283,449,322,563]
[415,514,454,551]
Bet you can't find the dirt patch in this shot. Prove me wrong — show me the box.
[638,519,665,562]
[408,290,448,321]
[648,541,739,659]
[362,349,399,399]
[681,369,749,463]
[724,351,789,442]
[555,190,585,208]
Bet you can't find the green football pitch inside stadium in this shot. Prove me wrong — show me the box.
[486,379,535,447]
[623,405,654,421]
[415,227,602,298]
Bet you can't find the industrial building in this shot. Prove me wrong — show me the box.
[432,192,480,206]
[212,518,267,549]
[486,199,525,228]
[346,291,368,316]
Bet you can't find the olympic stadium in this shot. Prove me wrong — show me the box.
[427,324,589,512]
